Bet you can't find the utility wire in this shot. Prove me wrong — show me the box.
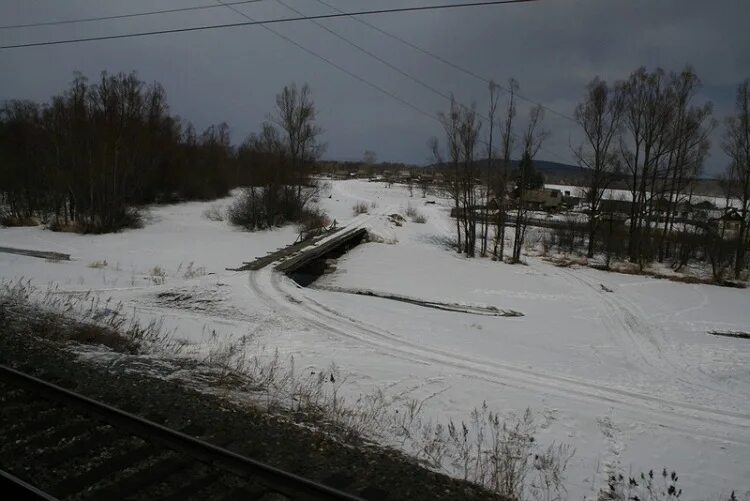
[274,0,454,104]
[314,0,575,123]
[0,0,265,30]
[215,1,441,124]
[0,0,541,50]
[224,1,568,163]
[273,0,494,137]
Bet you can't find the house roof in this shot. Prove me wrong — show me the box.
[719,208,743,221]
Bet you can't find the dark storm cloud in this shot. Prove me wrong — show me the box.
[1,0,748,175]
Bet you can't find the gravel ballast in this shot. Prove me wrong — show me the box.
[0,327,500,500]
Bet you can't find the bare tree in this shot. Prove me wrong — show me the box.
[573,77,624,258]
[620,68,677,267]
[494,78,518,260]
[362,149,377,179]
[273,83,324,202]
[657,68,713,263]
[458,103,482,257]
[480,81,501,256]
[723,79,750,278]
[511,105,548,263]
[437,97,465,253]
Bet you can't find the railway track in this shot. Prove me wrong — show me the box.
[0,364,361,501]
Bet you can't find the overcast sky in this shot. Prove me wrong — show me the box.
[1,0,748,176]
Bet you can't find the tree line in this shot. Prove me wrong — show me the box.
[430,67,749,281]
[0,72,324,234]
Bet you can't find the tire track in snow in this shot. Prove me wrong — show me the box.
[547,264,750,402]
[247,267,750,445]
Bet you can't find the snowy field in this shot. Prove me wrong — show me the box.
[1,180,749,499]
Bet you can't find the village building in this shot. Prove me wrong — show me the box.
[715,208,744,239]
[519,188,563,211]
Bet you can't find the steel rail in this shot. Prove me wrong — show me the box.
[0,364,362,501]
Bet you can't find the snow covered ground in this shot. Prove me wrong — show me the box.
[1,181,749,499]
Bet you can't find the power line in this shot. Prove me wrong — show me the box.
[221,1,568,163]
[314,0,575,123]
[273,0,492,133]
[0,0,542,50]
[215,1,440,124]
[274,0,455,103]
[0,0,265,30]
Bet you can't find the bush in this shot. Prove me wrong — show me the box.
[0,213,38,227]
[406,205,426,223]
[227,188,264,230]
[47,208,142,234]
[228,186,326,232]
[203,204,225,222]
[298,208,331,241]
[353,202,369,215]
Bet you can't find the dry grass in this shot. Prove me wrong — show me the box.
[178,262,207,280]
[202,204,225,222]
[191,337,574,500]
[0,214,39,227]
[148,266,168,285]
[0,279,175,354]
[352,202,369,215]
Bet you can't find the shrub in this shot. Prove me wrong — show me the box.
[227,188,264,230]
[47,209,142,234]
[148,266,167,285]
[203,204,225,222]
[406,205,426,223]
[298,208,331,241]
[47,220,82,233]
[228,186,322,231]
[353,202,369,215]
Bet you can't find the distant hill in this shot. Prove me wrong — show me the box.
[430,158,726,197]
[521,160,590,184]
[328,157,726,197]
[443,159,590,185]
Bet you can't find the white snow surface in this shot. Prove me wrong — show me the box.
[1,181,749,499]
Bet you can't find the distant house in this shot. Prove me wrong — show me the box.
[691,200,722,221]
[418,172,434,183]
[599,199,634,216]
[716,208,744,239]
[562,195,582,210]
[330,167,350,179]
[519,188,563,211]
